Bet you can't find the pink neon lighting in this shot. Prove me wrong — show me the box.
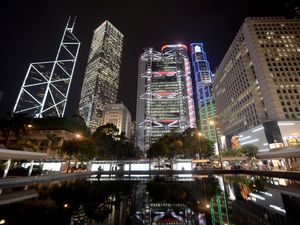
[152,71,176,77]
[159,119,177,123]
[156,92,172,96]
[161,44,188,52]
[183,57,196,128]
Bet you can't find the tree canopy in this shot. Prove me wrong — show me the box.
[147,128,216,159]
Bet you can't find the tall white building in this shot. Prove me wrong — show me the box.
[102,103,132,138]
[214,17,300,150]
[79,21,124,132]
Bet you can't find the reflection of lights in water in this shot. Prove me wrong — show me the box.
[228,184,236,201]
[270,204,286,213]
[249,193,265,200]
[259,191,272,197]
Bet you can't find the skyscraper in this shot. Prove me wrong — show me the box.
[214,17,300,150]
[102,103,132,138]
[190,43,219,149]
[13,18,80,118]
[136,44,196,151]
[79,21,124,133]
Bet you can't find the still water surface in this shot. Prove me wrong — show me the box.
[0,174,299,225]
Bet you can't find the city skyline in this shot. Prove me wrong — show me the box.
[0,0,291,119]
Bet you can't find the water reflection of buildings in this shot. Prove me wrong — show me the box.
[137,191,201,224]
[209,175,232,225]
[227,176,300,225]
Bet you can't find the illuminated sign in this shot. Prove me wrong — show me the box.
[194,45,201,53]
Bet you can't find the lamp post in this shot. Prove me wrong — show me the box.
[198,132,202,159]
[209,120,223,169]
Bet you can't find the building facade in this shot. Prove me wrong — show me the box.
[190,43,219,150]
[79,21,124,133]
[102,103,132,138]
[214,17,300,150]
[136,44,196,151]
[13,18,80,118]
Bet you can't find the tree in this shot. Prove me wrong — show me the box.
[181,128,199,158]
[1,112,31,147]
[75,138,97,165]
[147,141,168,159]
[241,144,258,159]
[47,134,62,158]
[60,140,79,173]
[8,135,39,152]
[198,138,215,159]
[92,123,119,159]
[60,139,97,172]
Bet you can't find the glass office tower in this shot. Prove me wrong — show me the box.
[79,21,124,132]
[136,44,196,151]
[190,43,219,149]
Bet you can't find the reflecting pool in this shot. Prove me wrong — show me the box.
[0,174,299,225]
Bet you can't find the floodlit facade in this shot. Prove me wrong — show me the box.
[102,103,132,138]
[190,43,219,148]
[136,44,196,151]
[79,21,124,133]
[214,17,300,150]
[13,18,80,117]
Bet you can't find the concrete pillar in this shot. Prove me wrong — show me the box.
[3,159,12,178]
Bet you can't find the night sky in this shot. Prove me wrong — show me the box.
[0,0,292,119]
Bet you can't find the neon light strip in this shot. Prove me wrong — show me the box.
[239,136,251,141]
[258,149,270,152]
[161,44,188,52]
[278,122,295,126]
[252,127,264,132]
[240,139,259,145]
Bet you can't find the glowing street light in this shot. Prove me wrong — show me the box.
[0,219,6,224]
[75,134,82,139]
[206,204,210,208]
[197,132,202,159]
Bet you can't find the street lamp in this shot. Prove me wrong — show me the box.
[198,132,202,159]
[75,134,82,139]
[209,120,223,169]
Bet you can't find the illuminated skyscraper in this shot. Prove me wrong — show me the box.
[136,44,196,151]
[214,17,300,150]
[79,21,124,132]
[13,18,80,117]
[190,43,219,150]
[102,103,132,138]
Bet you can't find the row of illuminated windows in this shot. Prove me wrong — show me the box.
[266,57,300,62]
[257,34,300,40]
[280,101,300,107]
[273,77,299,83]
[269,66,300,72]
[253,23,300,28]
[267,61,300,67]
[277,88,299,94]
[283,107,299,113]
[285,113,300,119]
